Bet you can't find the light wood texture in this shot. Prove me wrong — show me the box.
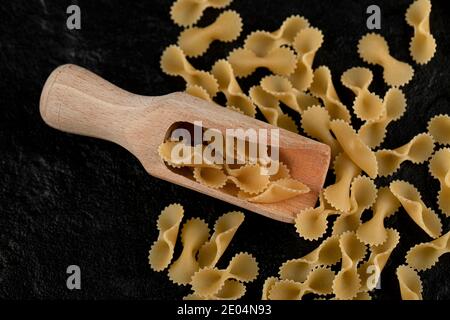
[40,64,330,223]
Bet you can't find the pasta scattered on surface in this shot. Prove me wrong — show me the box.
[428,115,450,145]
[186,84,213,101]
[405,0,436,64]
[406,230,450,271]
[184,279,246,300]
[358,33,414,87]
[396,265,423,300]
[261,277,278,300]
[428,148,450,216]
[238,178,309,203]
[170,0,233,27]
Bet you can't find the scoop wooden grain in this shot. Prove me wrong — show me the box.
[39,64,330,223]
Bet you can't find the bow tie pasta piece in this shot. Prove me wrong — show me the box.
[390,180,442,239]
[178,10,243,57]
[160,45,219,97]
[429,148,450,216]
[290,27,324,91]
[406,0,436,64]
[262,277,278,300]
[148,204,184,271]
[406,230,450,271]
[244,15,310,56]
[170,0,233,27]
[396,265,423,300]
[301,105,342,160]
[211,60,256,117]
[330,120,378,178]
[186,84,213,101]
[358,229,400,292]
[184,279,246,300]
[376,133,434,177]
[310,66,351,122]
[279,235,341,283]
[358,33,414,87]
[227,47,297,78]
[191,252,259,297]
[239,178,310,204]
[226,164,271,194]
[428,115,450,145]
[193,167,228,189]
[332,231,367,300]
[358,88,407,148]
[168,218,210,285]
[356,187,401,246]
[341,67,384,121]
[158,141,220,169]
[249,85,299,133]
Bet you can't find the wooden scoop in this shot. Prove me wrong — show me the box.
[40,64,330,223]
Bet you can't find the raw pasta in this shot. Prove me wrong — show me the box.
[178,10,242,57]
[406,230,450,271]
[428,148,450,216]
[376,133,434,177]
[148,204,184,271]
[184,279,246,300]
[341,67,383,121]
[238,178,309,203]
[261,277,278,300]
[390,180,442,239]
[193,166,228,189]
[168,218,210,285]
[396,265,423,300]
[160,45,219,97]
[170,0,232,27]
[358,33,414,87]
[428,114,450,145]
[186,84,212,101]
[211,59,256,117]
[310,66,351,122]
[405,0,436,64]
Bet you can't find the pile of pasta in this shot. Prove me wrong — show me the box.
[154,0,450,300]
[148,204,259,299]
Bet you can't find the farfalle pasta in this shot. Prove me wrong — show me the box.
[184,279,246,300]
[170,0,232,26]
[428,115,450,145]
[375,133,434,177]
[406,230,450,271]
[390,180,442,239]
[262,277,278,300]
[193,166,228,189]
[358,33,414,87]
[429,148,450,216]
[405,0,436,64]
[186,84,212,101]
[211,59,256,117]
[310,66,351,122]
[148,204,184,271]
[341,67,383,121]
[396,265,423,300]
[160,45,219,97]
[178,10,242,57]
[238,178,309,203]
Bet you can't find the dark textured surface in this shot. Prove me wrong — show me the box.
[0,0,449,300]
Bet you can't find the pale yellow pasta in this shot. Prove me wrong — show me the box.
[429,148,450,216]
[290,27,324,91]
[406,0,436,64]
[406,230,450,271]
[226,164,271,194]
[376,133,434,177]
[211,59,256,117]
[239,178,310,204]
[269,267,335,300]
[160,45,219,97]
[396,265,423,300]
[178,10,242,57]
[279,235,341,283]
[390,180,442,239]
[358,87,407,148]
[168,218,210,285]
[193,166,228,189]
[358,33,414,87]
[198,211,244,268]
[244,15,309,56]
[358,228,400,292]
[148,204,184,272]
[170,0,232,27]
[428,114,450,145]
[310,66,351,122]
[353,292,372,300]
[301,105,342,160]
[191,252,259,297]
[227,47,297,78]
[330,120,378,178]
[341,67,383,121]
[184,279,246,300]
[332,232,367,300]
[323,153,361,212]
[356,187,400,246]
[249,85,299,133]
[260,75,319,113]
[262,277,278,300]
[158,140,219,169]
[185,84,212,101]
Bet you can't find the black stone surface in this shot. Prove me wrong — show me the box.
[0,0,449,300]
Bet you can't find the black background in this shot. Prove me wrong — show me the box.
[0,0,449,300]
